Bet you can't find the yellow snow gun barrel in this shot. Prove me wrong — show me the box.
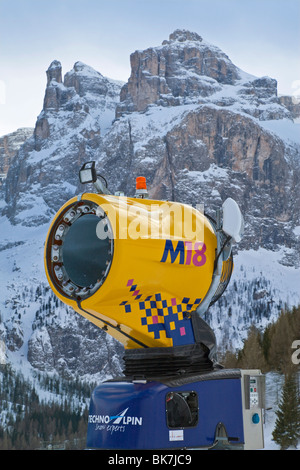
[44,162,244,357]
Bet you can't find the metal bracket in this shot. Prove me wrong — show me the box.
[93,178,110,195]
[197,207,232,317]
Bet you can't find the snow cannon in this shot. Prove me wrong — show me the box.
[44,161,244,376]
[44,162,265,451]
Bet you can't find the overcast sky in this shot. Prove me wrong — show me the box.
[0,0,300,136]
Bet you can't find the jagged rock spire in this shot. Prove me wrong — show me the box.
[46,60,62,85]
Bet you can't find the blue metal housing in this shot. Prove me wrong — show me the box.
[86,369,244,450]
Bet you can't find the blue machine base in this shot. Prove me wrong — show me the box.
[86,369,245,450]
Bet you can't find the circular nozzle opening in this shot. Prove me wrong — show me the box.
[46,200,113,300]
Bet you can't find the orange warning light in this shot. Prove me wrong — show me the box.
[136,176,147,190]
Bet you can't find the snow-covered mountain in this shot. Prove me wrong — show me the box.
[0,31,300,445]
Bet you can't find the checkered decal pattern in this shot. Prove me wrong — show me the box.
[119,279,201,346]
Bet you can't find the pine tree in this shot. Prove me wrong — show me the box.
[239,324,267,371]
[261,322,276,368]
[268,310,295,372]
[272,372,300,449]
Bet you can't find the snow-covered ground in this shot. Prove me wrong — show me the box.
[263,372,283,450]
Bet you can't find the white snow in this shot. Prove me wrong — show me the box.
[234,247,300,307]
[260,118,300,146]
[187,164,229,182]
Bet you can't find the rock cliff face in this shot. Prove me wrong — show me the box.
[279,95,300,120]
[27,305,124,379]
[100,106,299,258]
[0,30,299,378]
[0,128,33,188]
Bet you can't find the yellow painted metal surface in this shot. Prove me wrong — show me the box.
[45,193,220,349]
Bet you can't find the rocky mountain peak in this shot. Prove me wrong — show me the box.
[43,60,75,113]
[46,60,62,85]
[63,61,108,97]
[73,60,93,72]
[163,29,203,44]
[116,30,291,122]
[116,30,243,116]
[73,60,101,75]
